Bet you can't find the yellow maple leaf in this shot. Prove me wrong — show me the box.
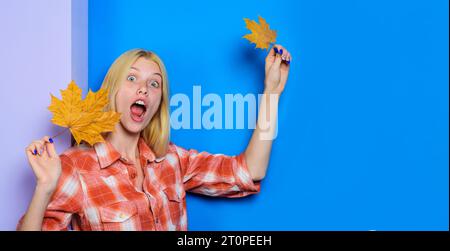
[243,16,277,50]
[48,80,121,146]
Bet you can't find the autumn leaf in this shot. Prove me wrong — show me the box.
[48,80,121,146]
[243,16,277,50]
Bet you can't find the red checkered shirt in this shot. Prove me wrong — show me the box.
[18,138,260,231]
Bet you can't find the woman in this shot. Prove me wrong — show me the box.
[18,45,291,230]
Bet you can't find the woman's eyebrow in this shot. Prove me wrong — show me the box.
[130,67,162,79]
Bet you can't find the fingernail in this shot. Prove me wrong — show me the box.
[49,138,54,143]
[33,149,37,155]
[280,49,283,55]
[287,60,290,65]
[274,47,279,54]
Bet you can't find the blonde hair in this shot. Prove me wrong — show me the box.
[100,49,170,157]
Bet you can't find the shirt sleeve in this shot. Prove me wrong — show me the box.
[17,154,83,231]
[172,144,261,198]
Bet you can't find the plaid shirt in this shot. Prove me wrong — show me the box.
[18,138,260,231]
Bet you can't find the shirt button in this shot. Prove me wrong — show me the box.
[155,218,159,224]
[130,173,136,179]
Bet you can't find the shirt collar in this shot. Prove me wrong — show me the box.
[137,137,156,164]
[94,137,158,169]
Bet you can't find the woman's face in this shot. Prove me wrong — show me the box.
[115,57,163,134]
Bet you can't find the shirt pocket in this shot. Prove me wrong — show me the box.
[162,187,185,229]
[99,201,140,231]
[163,186,185,202]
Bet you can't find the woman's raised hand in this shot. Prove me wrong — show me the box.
[264,44,291,94]
[25,136,61,192]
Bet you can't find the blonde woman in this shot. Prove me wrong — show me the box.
[18,45,291,231]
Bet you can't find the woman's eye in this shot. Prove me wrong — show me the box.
[127,75,137,81]
[150,80,160,88]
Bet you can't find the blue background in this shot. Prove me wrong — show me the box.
[89,0,449,230]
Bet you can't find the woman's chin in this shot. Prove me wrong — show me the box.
[122,120,147,134]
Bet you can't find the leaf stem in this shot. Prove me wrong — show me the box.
[51,128,69,139]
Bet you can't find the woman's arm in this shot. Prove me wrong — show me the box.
[244,45,291,181]
[18,136,61,231]
[18,184,57,230]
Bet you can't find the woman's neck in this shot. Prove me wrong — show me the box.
[106,123,140,160]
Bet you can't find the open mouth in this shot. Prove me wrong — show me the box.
[130,100,147,122]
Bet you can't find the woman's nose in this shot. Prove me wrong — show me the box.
[137,87,148,96]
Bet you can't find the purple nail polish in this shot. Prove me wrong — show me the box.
[33,149,37,155]
[279,49,283,55]
[49,138,54,143]
[274,47,279,54]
